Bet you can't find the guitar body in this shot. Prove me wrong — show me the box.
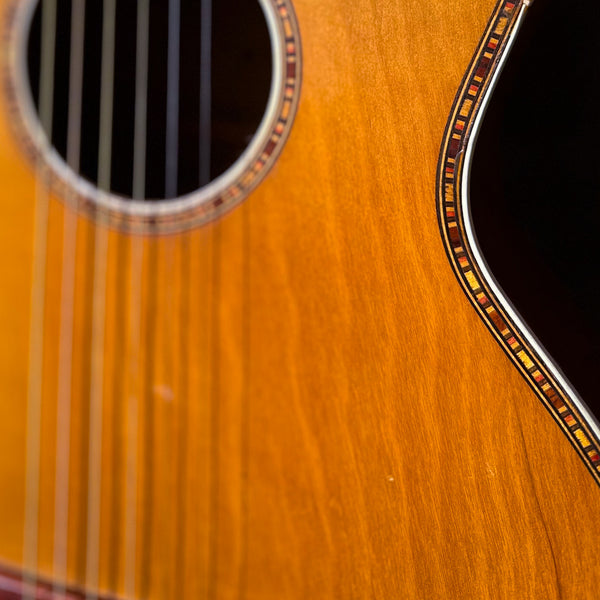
[0,0,599,598]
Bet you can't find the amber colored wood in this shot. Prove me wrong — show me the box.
[1,0,599,598]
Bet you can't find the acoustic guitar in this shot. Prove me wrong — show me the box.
[0,0,598,598]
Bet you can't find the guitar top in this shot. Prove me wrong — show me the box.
[0,0,598,598]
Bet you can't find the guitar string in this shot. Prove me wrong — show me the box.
[175,5,210,580]
[171,2,211,594]
[23,1,57,598]
[174,234,190,598]
[85,0,117,597]
[199,0,212,187]
[166,1,182,592]
[239,184,250,600]
[199,2,215,595]
[203,4,218,597]
[123,1,150,596]
[200,3,213,594]
[165,0,181,200]
[52,0,86,595]
[207,212,221,600]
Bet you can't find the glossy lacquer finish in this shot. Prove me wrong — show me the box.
[0,0,599,598]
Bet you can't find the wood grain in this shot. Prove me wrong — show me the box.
[0,0,599,598]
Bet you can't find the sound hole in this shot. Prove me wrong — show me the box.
[25,0,273,201]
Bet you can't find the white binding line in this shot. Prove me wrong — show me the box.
[461,3,600,441]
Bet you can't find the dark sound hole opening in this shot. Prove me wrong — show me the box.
[26,0,273,201]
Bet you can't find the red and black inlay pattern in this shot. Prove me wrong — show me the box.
[437,0,600,485]
[0,565,119,600]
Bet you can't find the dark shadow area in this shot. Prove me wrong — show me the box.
[471,0,599,410]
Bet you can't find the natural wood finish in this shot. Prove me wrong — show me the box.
[0,0,599,598]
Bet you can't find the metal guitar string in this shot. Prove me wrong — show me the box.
[200,0,212,187]
[167,2,213,593]
[85,0,116,596]
[203,1,221,590]
[166,0,183,587]
[132,0,150,205]
[124,0,150,595]
[52,0,86,595]
[166,0,181,200]
[23,1,57,598]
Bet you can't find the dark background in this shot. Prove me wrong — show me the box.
[471,0,600,412]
